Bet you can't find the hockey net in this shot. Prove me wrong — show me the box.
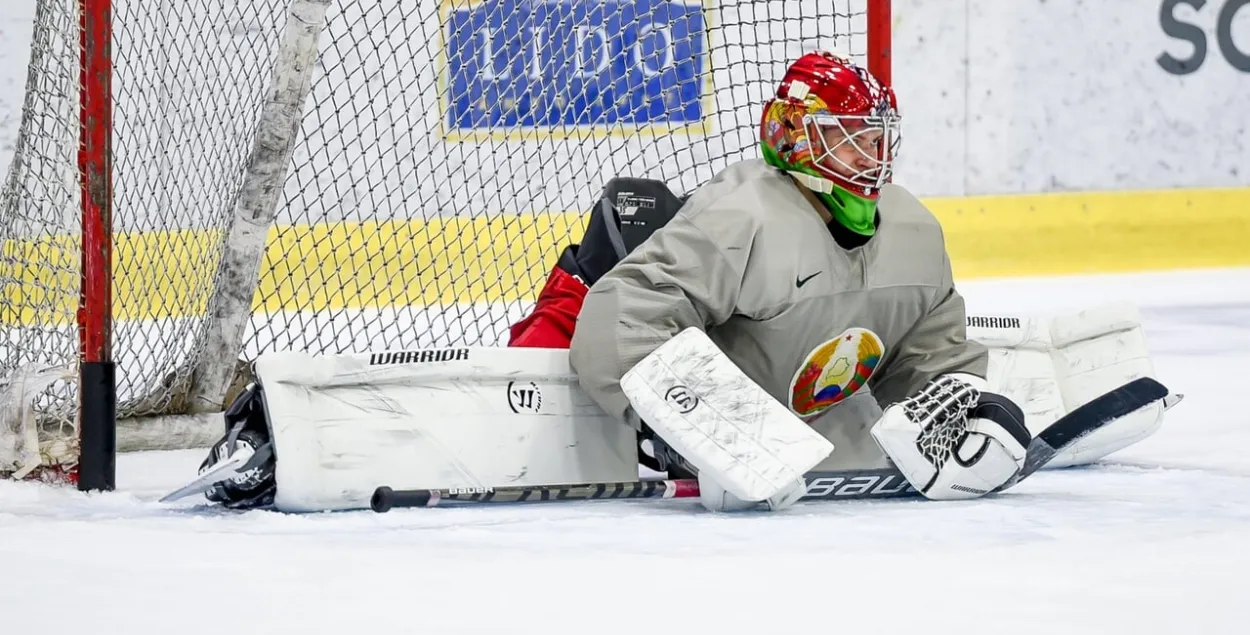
[0,0,888,480]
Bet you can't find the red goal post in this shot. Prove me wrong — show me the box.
[1,0,892,489]
[77,0,116,491]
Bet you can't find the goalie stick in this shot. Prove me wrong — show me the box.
[999,376,1176,491]
[371,479,701,511]
[371,376,1173,512]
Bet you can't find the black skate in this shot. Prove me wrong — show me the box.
[198,425,275,509]
[637,426,698,480]
[160,382,276,509]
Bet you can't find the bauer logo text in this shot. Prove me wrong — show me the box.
[803,474,916,499]
[447,487,495,495]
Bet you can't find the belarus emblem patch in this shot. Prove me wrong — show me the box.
[789,327,884,417]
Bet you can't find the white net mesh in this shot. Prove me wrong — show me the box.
[909,377,980,469]
[0,0,877,473]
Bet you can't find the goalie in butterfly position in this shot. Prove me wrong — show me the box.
[179,51,1174,513]
[540,49,1029,511]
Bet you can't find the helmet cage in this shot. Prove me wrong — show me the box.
[801,111,901,195]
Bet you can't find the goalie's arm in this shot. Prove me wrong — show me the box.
[868,249,989,408]
[569,203,754,428]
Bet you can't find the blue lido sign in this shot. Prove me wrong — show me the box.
[442,0,709,134]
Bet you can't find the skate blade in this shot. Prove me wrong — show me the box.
[159,452,249,503]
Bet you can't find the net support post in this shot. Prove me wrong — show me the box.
[185,0,334,414]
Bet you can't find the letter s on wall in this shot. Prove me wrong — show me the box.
[1158,0,1209,75]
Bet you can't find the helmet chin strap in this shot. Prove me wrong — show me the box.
[786,170,837,194]
[786,170,878,237]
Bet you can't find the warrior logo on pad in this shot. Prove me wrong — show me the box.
[789,328,884,417]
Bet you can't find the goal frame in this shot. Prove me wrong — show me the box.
[70,0,894,491]
[78,0,115,491]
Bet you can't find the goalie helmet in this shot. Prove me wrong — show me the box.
[760,50,900,201]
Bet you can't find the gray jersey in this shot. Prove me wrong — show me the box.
[568,159,987,470]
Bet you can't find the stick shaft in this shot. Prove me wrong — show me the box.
[370,378,1168,512]
[370,467,916,512]
[371,479,698,511]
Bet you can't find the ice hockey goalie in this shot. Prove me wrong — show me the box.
[175,52,1177,514]
[172,174,1173,514]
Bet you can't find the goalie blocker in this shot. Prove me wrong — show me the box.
[175,301,1174,513]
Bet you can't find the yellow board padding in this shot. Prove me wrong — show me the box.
[251,212,583,314]
[3,187,1248,325]
[927,187,1250,279]
[1,213,585,324]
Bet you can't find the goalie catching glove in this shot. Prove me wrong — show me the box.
[871,373,1030,500]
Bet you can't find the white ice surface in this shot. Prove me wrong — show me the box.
[3,268,1250,635]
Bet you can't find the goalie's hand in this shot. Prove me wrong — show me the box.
[871,373,1030,500]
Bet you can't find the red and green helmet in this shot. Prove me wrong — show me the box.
[760,50,901,229]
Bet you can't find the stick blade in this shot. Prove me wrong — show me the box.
[1038,377,1170,450]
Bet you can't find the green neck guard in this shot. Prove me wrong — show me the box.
[816,186,877,236]
[762,144,877,236]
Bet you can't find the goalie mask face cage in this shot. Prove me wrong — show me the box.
[803,110,900,195]
[774,50,900,199]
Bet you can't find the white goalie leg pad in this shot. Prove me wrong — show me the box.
[871,374,1028,501]
[620,327,834,508]
[969,302,1167,468]
[695,469,809,513]
[255,346,638,512]
[1045,303,1165,466]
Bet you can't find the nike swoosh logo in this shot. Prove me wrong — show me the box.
[796,271,822,288]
